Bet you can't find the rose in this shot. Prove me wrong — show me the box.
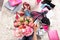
[14,28,24,39]
[23,26,33,37]
[14,21,20,27]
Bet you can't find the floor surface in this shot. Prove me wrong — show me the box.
[0,0,60,40]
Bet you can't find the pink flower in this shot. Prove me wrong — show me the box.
[15,12,19,19]
[23,26,33,36]
[29,22,34,28]
[14,28,24,39]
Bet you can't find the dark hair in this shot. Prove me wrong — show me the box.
[41,17,50,25]
[23,2,31,10]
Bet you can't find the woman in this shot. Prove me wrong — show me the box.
[23,2,32,17]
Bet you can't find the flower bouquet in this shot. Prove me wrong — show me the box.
[13,12,37,39]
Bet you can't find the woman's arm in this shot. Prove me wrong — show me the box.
[33,32,37,40]
[33,25,38,40]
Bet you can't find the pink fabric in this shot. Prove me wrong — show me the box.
[36,0,41,4]
[43,25,48,31]
[8,0,22,6]
[48,30,59,40]
[31,11,43,20]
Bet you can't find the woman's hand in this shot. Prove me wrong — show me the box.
[33,24,38,33]
[33,24,38,40]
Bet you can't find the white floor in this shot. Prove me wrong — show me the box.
[0,0,60,40]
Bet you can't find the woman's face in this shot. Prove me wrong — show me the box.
[24,5,27,9]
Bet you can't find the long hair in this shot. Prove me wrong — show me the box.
[41,17,50,25]
[23,2,31,10]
